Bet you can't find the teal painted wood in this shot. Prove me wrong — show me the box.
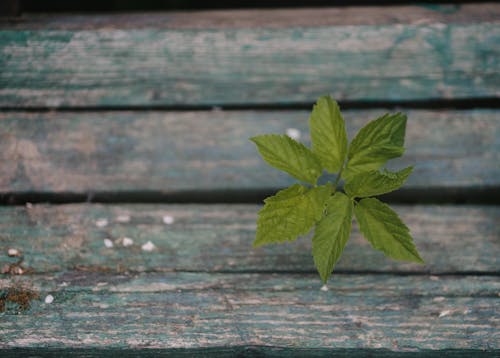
[0,110,498,192]
[0,18,498,107]
[1,272,498,351]
[0,204,498,274]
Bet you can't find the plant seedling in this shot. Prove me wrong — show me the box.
[250,96,424,284]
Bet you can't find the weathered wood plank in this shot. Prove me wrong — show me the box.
[0,8,498,107]
[1,272,498,351]
[0,204,498,274]
[3,5,499,29]
[0,110,498,192]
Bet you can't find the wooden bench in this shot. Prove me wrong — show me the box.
[1,3,499,356]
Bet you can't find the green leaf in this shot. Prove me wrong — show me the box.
[345,166,413,198]
[250,134,323,185]
[344,113,407,180]
[309,96,348,173]
[354,198,424,263]
[254,184,330,247]
[312,192,353,284]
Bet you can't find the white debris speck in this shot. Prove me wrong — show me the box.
[430,275,440,281]
[122,237,134,247]
[7,248,20,257]
[26,202,33,209]
[320,284,329,292]
[163,215,174,225]
[286,128,301,140]
[141,241,156,252]
[433,22,447,31]
[439,310,451,318]
[95,218,108,228]
[12,267,24,275]
[433,296,446,302]
[116,214,130,223]
[44,294,54,304]
[59,282,69,287]
[103,239,114,248]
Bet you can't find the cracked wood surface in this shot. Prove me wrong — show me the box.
[1,109,498,193]
[1,272,499,352]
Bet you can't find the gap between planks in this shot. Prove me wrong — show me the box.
[0,347,496,357]
[1,97,500,112]
[1,186,499,205]
[3,4,500,30]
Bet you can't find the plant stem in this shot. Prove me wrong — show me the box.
[331,166,344,194]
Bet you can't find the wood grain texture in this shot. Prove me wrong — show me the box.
[1,272,498,351]
[0,15,498,107]
[0,204,498,274]
[0,110,498,192]
[2,4,499,30]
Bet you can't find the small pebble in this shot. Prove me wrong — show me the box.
[12,266,24,275]
[44,294,54,304]
[26,202,33,209]
[141,241,156,252]
[163,215,175,225]
[438,310,451,318]
[7,248,20,257]
[286,128,301,140]
[95,218,108,228]
[320,284,329,292]
[103,239,114,248]
[116,214,130,223]
[122,237,134,247]
[433,296,446,302]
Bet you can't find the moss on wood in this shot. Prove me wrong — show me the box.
[0,287,39,314]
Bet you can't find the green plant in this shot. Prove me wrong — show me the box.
[250,96,424,284]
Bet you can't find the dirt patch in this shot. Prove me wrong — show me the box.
[0,287,39,313]
[1,255,34,275]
